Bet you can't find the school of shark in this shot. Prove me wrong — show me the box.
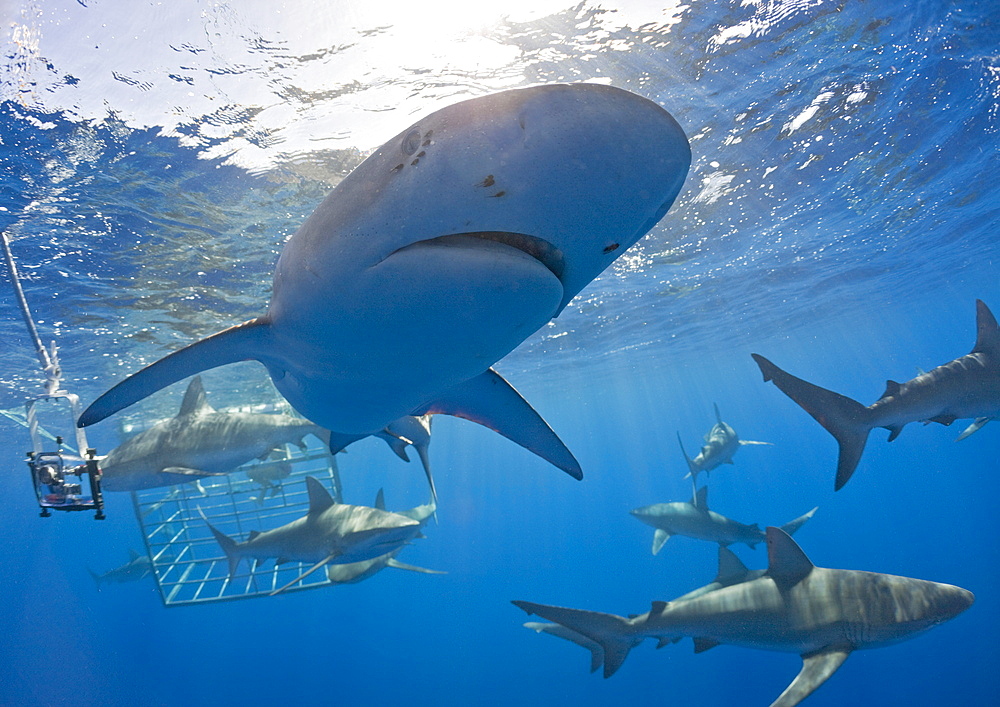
[40,83,979,705]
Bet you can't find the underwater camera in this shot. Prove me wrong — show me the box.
[25,394,105,520]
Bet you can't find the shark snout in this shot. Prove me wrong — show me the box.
[629,505,660,527]
[941,586,975,619]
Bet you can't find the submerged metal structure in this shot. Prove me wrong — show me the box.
[132,436,343,607]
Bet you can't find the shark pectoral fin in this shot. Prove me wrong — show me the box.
[770,649,850,707]
[778,507,818,538]
[652,529,671,555]
[692,637,720,654]
[385,558,446,574]
[750,354,872,491]
[269,554,338,597]
[414,368,582,480]
[78,317,273,427]
[739,440,773,446]
[956,417,991,441]
[927,414,957,426]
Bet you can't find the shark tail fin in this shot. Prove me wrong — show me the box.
[204,520,241,579]
[779,506,818,538]
[88,568,102,590]
[513,601,636,678]
[677,432,698,479]
[751,354,872,491]
[78,318,274,427]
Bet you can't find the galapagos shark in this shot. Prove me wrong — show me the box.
[522,546,763,672]
[678,403,772,481]
[751,299,1000,490]
[78,83,691,483]
[87,549,152,589]
[375,414,438,502]
[514,527,973,707]
[204,476,421,595]
[326,488,442,585]
[630,484,816,553]
[98,376,329,492]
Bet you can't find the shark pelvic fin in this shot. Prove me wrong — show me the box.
[972,299,1000,356]
[770,649,850,707]
[79,318,274,427]
[414,368,582,480]
[751,353,871,491]
[692,637,721,654]
[177,375,214,417]
[766,527,814,590]
[305,476,336,514]
[512,601,635,678]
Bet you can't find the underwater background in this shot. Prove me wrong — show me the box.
[1,0,997,704]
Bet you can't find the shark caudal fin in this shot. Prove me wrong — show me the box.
[677,432,699,480]
[415,368,582,480]
[751,354,872,491]
[778,507,818,538]
[204,520,242,579]
[78,318,274,427]
[87,568,103,590]
[513,601,636,678]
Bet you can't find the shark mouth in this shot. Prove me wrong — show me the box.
[391,232,566,282]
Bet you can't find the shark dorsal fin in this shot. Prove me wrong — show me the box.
[375,488,386,510]
[766,526,814,589]
[128,549,141,561]
[692,485,708,510]
[305,476,336,515]
[972,299,1000,356]
[178,375,214,416]
[881,380,901,399]
[248,530,262,541]
[713,402,722,424]
[715,546,750,584]
[650,600,667,615]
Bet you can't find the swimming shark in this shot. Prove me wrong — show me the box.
[630,484,816,553]
[326,488,442,585]
[98,376,329,492]
[375,414,437,502]
[751,299,1000,490]
[522,546,764,671]
[678,403,772,481]
[87,549,152,589]
[514,527,973,707]
[204,475,421,595]
[78,83,691,483]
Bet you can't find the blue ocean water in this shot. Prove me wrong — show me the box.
[1,1,998,705]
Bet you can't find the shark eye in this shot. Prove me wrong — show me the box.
[402,129,422,156]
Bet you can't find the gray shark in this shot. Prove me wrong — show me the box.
[99,376,329,492]
[752,299,1000,490]
[78,83,691,484]
[205,476,421,595]
[514,527,973,707]
[630,484,816,553]
[88,549,152,589]
[375,414,437,502]
[523,546,763,671]
[326,488,443,585]
[678,403,771,481]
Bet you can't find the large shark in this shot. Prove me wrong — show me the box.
[204,476,421,595]
[78,83,691,482]
[678,403,772,481]
[630,484,816,553]
[523,546,765,672]
[98,376,329,492]
[514,527,973,707]
[326,488,442,585]
[751,299,1000,490]
[87,549,152,589]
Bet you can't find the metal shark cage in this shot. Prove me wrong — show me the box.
[131,431,344,607]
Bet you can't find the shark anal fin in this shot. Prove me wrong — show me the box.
[78,318,273,427]
[885,424,905,442]
[956,417,991,441]
[692,637,721,654]
[414,368,582,479]
[770,649,850,707]
[652,529,671,555]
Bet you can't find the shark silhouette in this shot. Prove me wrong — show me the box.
[78,83,691,483]
[677,403,771,481]
[514,527,973,707]
[752,299,1000,490]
